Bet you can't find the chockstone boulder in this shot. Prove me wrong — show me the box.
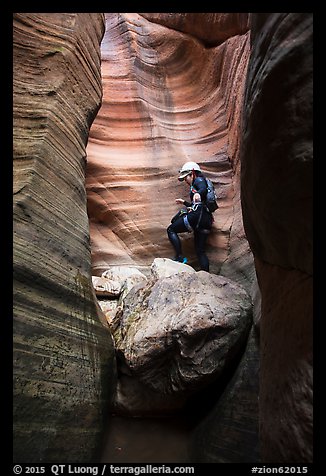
[111,262,252,404]
[92,259,253,415]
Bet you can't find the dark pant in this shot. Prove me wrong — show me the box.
[167,214,210,272]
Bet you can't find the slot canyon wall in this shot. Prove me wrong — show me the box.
[86,13,254,287]
[241,13,313,462]
[13,13,116,463]
[86,12,261,463]
[13,11,313,464]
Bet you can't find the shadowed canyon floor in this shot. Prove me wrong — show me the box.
[100,416,192,463]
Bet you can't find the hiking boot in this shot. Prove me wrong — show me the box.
[172,256,188,264]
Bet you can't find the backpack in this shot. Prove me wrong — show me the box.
[205,178,219,212]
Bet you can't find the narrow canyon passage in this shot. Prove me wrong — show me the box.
[97,327,251,464]
[13,12,312,464]
[86,12,312,464]
[86,12,257,463]
[97,340,249,463]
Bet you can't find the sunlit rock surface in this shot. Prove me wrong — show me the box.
[150,257,196,279]
[86,13,252,280]
[13,13,116,463]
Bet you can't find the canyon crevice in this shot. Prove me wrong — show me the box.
[13,12,312,464]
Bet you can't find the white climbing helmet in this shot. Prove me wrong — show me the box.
[178,161,201,181]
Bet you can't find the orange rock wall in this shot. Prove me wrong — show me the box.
[86,13,251,277]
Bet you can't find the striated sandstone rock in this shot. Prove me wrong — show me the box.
[13,13,116,463]
[140,13,250,46]
[92,276,122,297]
[241,13,313,463]
[102,265,147,280]
[12,11,312,464]
[86,13,252,278]
[255,259,312,463]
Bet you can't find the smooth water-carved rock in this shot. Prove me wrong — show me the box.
[86,13,252,277]
[13,13,116,463]
[114,271,252,396]
[241,13,313,463]
[140,13,250,46]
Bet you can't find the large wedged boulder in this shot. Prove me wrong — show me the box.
[113,271,252,398]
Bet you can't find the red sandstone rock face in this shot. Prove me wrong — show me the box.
[140,13,250,46]
[86,13,252,279]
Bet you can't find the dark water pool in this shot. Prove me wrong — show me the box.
[100,415,195,463]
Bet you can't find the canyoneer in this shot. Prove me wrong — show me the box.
[167,161,215,272]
